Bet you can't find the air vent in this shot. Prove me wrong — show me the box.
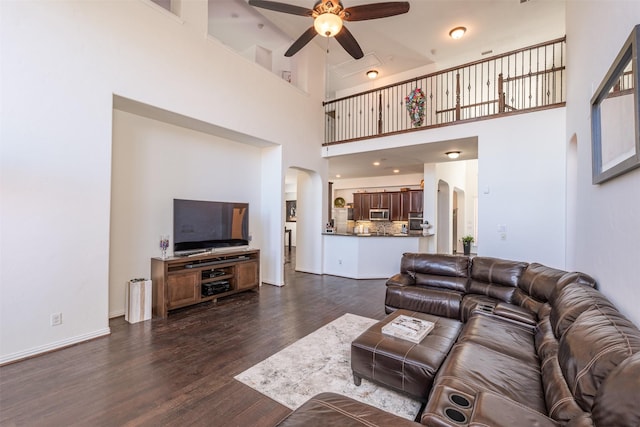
[331,53,382,79]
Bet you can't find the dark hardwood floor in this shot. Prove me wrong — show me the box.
[0,249,389,426]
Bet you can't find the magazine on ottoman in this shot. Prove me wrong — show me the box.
[382,315,435,343]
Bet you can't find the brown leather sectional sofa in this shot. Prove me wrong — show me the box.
[276,254,640,426]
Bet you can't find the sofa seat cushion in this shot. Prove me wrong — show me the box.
[458,313,538,364]
[385,286,461,319]
[559,304,640,411]
[274,392,421,427]
[434,341,546,414]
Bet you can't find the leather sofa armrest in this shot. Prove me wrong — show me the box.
[422,387,558,427]
[493,302,537,326]
[469,392,560,426]
[386,273,415,287]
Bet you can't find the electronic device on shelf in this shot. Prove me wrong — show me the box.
[173,199,250,256]
[201,281,230,297]
[202,269,227,279]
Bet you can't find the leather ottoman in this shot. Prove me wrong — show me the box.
[351,309,462,401]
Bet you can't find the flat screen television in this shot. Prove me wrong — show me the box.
[173,199,249,255]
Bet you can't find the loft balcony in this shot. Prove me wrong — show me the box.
[323,37,566,146]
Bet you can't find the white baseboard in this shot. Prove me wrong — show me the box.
[109,309,125,319]
[263,280,285,287]
[0,327,111,366]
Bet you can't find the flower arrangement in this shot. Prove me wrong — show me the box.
[159,235,169,258]
[405,88,426,127]
[461,235,475,244]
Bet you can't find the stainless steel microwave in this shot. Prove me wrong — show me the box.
[369,209,390,221]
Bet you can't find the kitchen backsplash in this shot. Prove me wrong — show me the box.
[350,220,408,235]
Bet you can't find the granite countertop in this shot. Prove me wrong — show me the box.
[323,232,421,237]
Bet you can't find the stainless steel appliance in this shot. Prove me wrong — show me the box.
[369,208,390,221]
[408,212,423,233]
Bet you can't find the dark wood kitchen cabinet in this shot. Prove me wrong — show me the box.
[409,190,423,213]
[370,192,390,209]
[390,192,402,221]
[400,190,423,220]
[353,193,371,220]
[353,190,422,221]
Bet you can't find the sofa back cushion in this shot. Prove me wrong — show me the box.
[467,257,528,303]
[558,305,640,411]
[518,263,568,302]
[400,253,470,292]
[549,283,616,338]
[400,253,469,277]
[591,352,640,426]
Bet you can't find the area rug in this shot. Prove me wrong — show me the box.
[234,313,422,420]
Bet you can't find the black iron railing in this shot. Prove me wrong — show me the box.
[323,37,566,145]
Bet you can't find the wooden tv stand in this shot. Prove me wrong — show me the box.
[151,249,260,318]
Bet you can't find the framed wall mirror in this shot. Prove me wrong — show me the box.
[591,24,640,184]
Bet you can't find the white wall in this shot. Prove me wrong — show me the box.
[0,0,325,363]
[324,108,567,268]
[109,110,263,317]
[433,160,478,254]
[566,2,640,326]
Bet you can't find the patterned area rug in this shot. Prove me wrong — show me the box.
[234,313,422,420]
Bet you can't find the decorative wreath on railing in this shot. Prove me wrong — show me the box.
[405,88,426,127]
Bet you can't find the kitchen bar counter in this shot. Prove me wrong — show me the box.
[322,233,428,279]
[322,232,422,237]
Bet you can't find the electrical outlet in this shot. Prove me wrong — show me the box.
[338,259,343,265]
[500,233,507,241]
[50,312,62,326]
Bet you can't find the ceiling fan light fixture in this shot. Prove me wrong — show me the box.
[366,70,379,79]
[449,26,466,40]
[446,151,461,159]
[314,13,343,37]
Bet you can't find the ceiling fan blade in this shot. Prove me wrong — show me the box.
[335,25,364,59]
[342,2,410,21]
[285,26,318,57]
[247,0,313,17]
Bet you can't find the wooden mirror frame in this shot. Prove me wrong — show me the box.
[591,24,640,184]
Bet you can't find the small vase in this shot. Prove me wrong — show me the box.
[159,235,169,259]
[463,242,471,255]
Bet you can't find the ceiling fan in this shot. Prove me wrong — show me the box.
[247,0,410,60]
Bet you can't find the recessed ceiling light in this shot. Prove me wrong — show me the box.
[336,174,341,178]
[393,169,400,173]
[373,161,380,166]
[446,151,461,159]
[449,27,466,40]
[366,70,379,79]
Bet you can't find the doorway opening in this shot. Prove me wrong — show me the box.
[437,179,451,253]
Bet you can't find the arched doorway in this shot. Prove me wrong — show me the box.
[285,167,323,277]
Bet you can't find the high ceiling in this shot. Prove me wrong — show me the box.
[209,0,565,95]
[208,0,566,181]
